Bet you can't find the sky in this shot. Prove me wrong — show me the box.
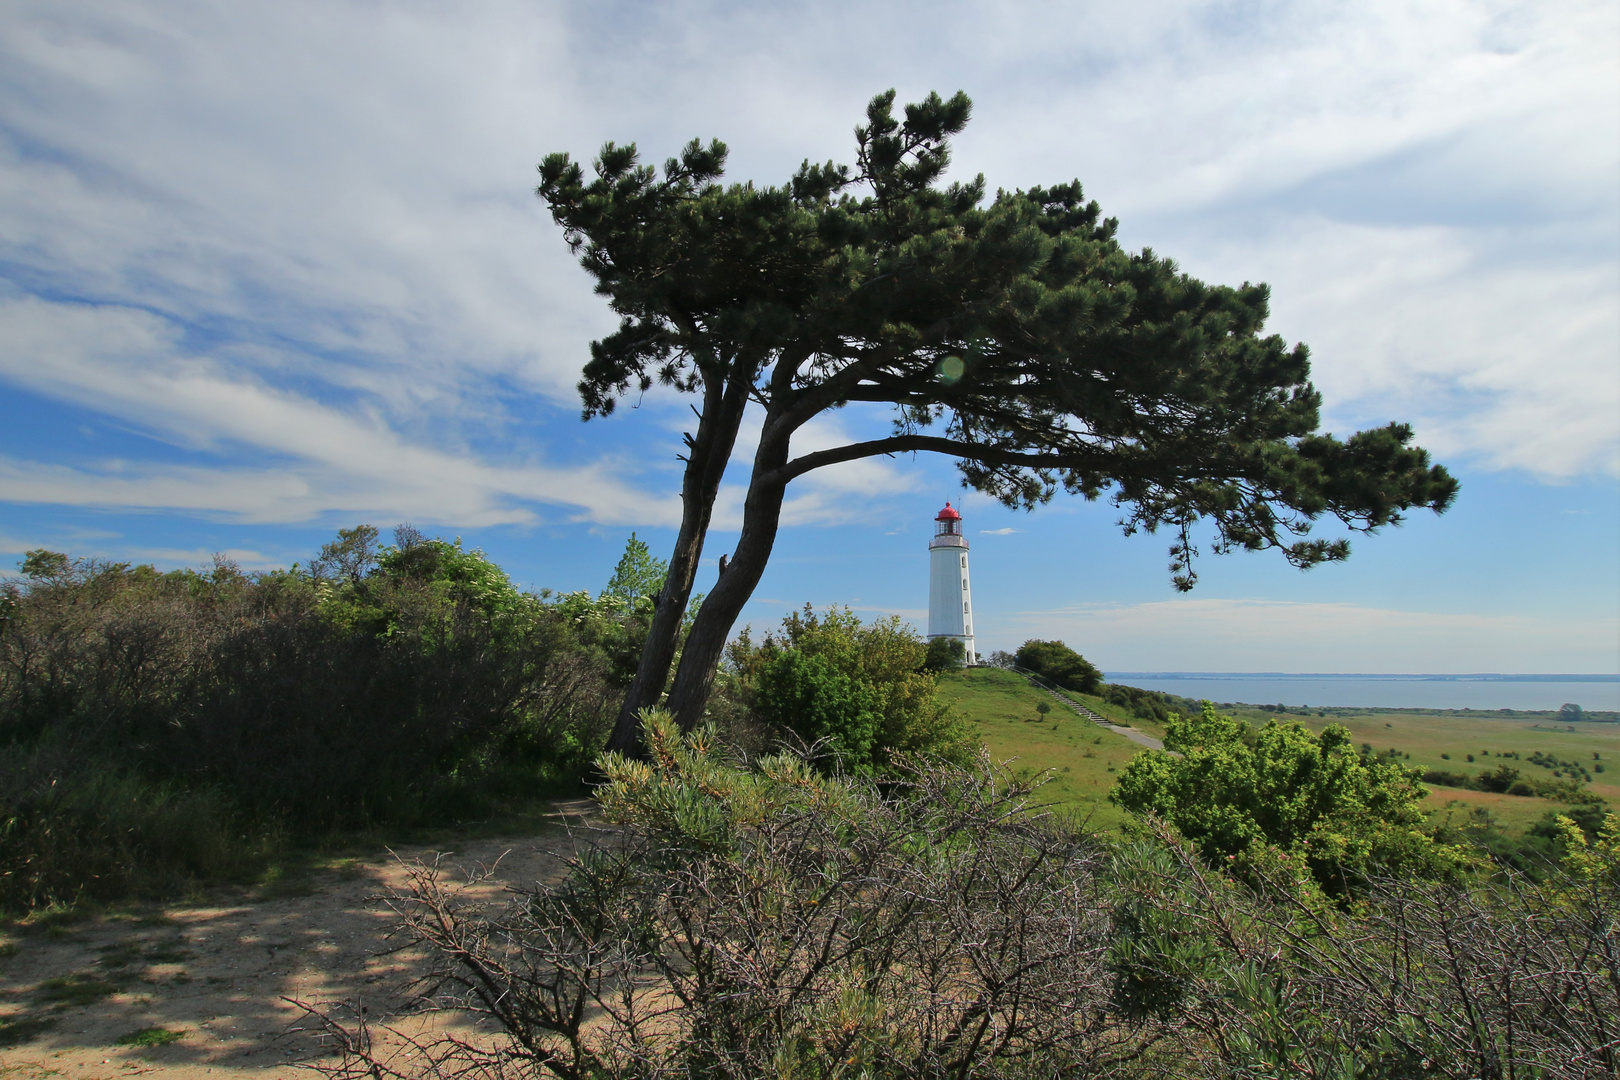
[1,0,1616,673]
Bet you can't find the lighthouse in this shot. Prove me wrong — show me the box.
[927,502,977,664]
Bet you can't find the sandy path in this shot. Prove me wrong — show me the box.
[0,800,597,1079]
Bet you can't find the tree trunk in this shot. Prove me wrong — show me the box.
[603,374,751,755]
[662,409,796,733]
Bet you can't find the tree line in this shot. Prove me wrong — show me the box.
[0,533,974,910]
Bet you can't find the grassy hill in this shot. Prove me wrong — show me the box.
[938,667,1619,837]
[934,667,1153,830]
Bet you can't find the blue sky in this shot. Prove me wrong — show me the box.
[1,0,1616,672]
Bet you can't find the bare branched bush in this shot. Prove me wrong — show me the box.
[320,713,1163,1079]
[314,739,1613,1080]
[1110,821,1620,1079]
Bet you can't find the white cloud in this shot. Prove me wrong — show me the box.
[0,295,673,525]
[955,0,1616,217]
[0,1,610,401]
[980,528,1021,536]
[990,597,1620,674]
[1180,218,1620,477]
[0,0,1614,538]
[0,532,284,574]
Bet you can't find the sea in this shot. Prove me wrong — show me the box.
[1103,673,1620,713]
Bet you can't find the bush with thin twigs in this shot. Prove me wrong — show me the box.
[1110,815,1620,1078]
[308,712,1168,1079]
[305,729,1615,1080]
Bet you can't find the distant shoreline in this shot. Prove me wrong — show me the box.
[1107,673,1620,683]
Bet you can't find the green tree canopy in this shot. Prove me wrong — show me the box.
[18,550,71,581]
[538,89,1457,749]
[1015,639,1104,694]
[603,532,669,607]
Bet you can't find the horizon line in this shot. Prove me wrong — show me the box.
[1103,672,1620,681]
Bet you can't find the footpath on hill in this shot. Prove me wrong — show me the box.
[1029,683,1166,752]
[0,800,597,1080]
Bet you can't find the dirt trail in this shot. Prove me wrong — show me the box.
[0,800,596,1079]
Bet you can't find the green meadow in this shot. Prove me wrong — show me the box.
[1289,710,1619,832]
[937,667,1619,836]
[935,668,1153,830]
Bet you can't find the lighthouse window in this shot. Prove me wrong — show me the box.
[960,556,966,568]
[964,601,970,613]
[962,578,968,589]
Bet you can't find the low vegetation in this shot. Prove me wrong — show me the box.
[114,1025,186,1048]
[719,605,976,772]
[986,642,1198,725]
[0,538,979,913]
[311,715,1619,1079]
[1112,705,1472,901]
[936,666,1141,828]
[5,541,1615,1073]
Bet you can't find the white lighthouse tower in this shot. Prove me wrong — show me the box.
[927,502,976,664]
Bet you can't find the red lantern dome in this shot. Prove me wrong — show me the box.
[935,502,961,522]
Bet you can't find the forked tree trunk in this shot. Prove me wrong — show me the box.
[604,374,751,755]
[662,410,796,733]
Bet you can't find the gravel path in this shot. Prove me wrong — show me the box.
[1011,669,1170,752]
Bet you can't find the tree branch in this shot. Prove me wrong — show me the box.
[767,434,1110,486]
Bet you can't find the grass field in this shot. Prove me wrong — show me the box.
[937,668,1619,837]
[1285,710,1619,832]
[935,668,1149,830]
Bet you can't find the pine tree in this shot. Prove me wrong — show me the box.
[538,89,1457,750]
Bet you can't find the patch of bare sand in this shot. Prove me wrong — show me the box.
[0,799,597,1079]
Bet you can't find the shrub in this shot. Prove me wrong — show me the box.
[1111,704,1472,899]
[754,648,882,765]
[323,714,1143,1079]
[309,725,1617,1080]
[1423,768,1475,788]
[730,606,974,772]
[0,746,270,910]
[1103,682,1179,723]
[921,635,965,671]
[1112,826,1619,1077]
[1475,763,1522,793]
[0,535,622,910]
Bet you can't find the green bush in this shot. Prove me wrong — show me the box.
[358,714,1131,1079]
[326,721,1619,1080]
[921,636,965,672]
[0,533,626,911]
[1102,682,1179,723]
[755,649,881,765]
[729,606,974,773]
[1110,704,1473,900]
[1475,763,1523,793]
[0,749,270,910]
